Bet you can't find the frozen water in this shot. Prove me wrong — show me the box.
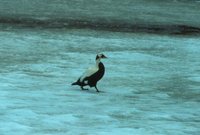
[0,0,200,134]
[0,26,200,135]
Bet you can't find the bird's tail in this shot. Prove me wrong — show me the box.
[72,78,81,86]
[71,81,78,85]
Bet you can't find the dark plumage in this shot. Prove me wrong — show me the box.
[72,53,107,92]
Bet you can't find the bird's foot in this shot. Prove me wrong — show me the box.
[95,86,100,93]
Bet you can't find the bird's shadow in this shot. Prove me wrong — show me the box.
[70,87,106,94]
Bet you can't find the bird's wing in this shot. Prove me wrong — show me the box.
[80,65,99,82]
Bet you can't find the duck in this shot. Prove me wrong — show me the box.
[72,53,107,92]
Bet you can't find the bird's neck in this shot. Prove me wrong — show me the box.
[95,58,101,67]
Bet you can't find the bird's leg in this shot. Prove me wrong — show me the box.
[95,85,100,92]
[81,86,88,90]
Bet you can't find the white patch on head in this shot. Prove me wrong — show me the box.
[97,54,103,58]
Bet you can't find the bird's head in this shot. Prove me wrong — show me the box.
[96,53,107,60]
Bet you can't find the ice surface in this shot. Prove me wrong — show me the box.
[1,0,200,134]
[0,26,200,135]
